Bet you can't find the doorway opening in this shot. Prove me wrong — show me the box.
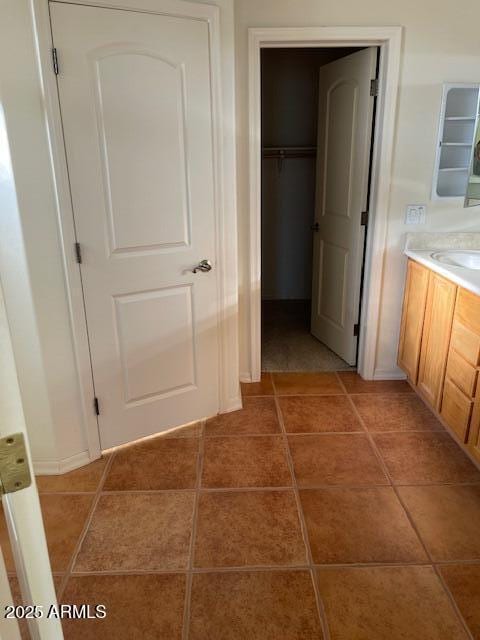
[260,46,379,372]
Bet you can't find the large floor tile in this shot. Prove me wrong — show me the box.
[202,436,291,488]
[273,372,343,395]
[61,574,186,640]
[1,495,93,572]
[162,420,204,438]
[300,487,427,564]
[74,492,194,571]
[279,395,361,433]
[352,393,443,432]
[241,373,274,397]
[338,372,412,394]
[205,397,280,436]
[398,485,480,561]
[316,565,468,640]
[40,495,94,572]
[289,434,388,487]
[36,456,109,493]
[194,490,307,568]
[104,436,199,491]
[374,432,480,484]
[189,570,323,640]
[439,564,480,640]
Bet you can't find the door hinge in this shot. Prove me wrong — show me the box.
[52,48,59,75]
[370,78,379,97]
[310,222,320,232]
[353,323,360,337]
[94,397,100,416]
[0,433,32,496]
[74,242,82,264]
[361,211,369,226]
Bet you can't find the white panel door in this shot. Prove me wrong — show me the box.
[311,48,377,365]
[50,2,220,449]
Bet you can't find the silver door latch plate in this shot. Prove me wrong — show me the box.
[0,433,31,495]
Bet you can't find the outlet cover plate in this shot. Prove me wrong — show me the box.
[405,204,426,225]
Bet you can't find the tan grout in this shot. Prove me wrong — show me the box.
[181,420,205,640]
[271,375,332,640]
[56,451,117,601]
[54,556,480,578]
[334,372,475,639]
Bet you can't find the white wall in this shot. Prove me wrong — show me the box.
[236,0,480,378]
[0,0,89,472]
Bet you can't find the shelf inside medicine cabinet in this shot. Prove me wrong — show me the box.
[433,84,480,198]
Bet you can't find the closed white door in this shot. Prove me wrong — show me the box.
[50,2,220,449]
[311,48,377,365]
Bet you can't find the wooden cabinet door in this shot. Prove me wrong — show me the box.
[469,397,480,463]
[417,272,457,409]
[398,260,430,383]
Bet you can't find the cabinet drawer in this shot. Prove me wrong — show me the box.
[455,287,480,337]
[450,320,480,366]
[446,348,478,397]
[441,377,473,442]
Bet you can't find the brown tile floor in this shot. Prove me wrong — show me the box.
[4,372,480,639]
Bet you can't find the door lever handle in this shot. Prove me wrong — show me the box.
[192,259,213,274]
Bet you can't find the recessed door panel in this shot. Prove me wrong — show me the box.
[318,241,347,329]
[324,82,357,220]
[115,286,195,404]
[94,51,190,253]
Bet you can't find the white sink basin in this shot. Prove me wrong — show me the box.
[431,250,480,270]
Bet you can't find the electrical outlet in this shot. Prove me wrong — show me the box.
[405,204,426,225]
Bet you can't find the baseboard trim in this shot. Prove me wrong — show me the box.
[33,450,98,476]
[220,397,243,414]
[373,368,407,380]
[240,372,252,383]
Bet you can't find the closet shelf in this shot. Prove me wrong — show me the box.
[439,167,470,172]
[262,146,317,159]
[444,116,476,121]
[441,142,472,147]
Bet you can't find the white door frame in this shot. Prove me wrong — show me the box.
[30,0,240,459]
[248,26,402,381]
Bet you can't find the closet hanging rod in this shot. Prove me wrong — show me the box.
[262,146,317,159]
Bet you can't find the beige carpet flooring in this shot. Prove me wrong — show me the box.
[261,300,354,372]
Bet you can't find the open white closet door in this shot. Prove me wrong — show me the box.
[0,276,62,639]
[311,47,377,365]
[50,1,222,449]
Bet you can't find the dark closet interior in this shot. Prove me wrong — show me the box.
[261,47,359,371]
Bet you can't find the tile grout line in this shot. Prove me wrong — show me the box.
[56,451,117,602]
[434,567,475,640]
[271,375,331,640]
[40,555,480,578]
[334,373,475,640]
[181,420,205,640]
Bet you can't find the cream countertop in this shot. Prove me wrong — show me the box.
[404,232,480,297]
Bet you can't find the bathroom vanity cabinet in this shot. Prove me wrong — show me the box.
[399,259,480,462]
